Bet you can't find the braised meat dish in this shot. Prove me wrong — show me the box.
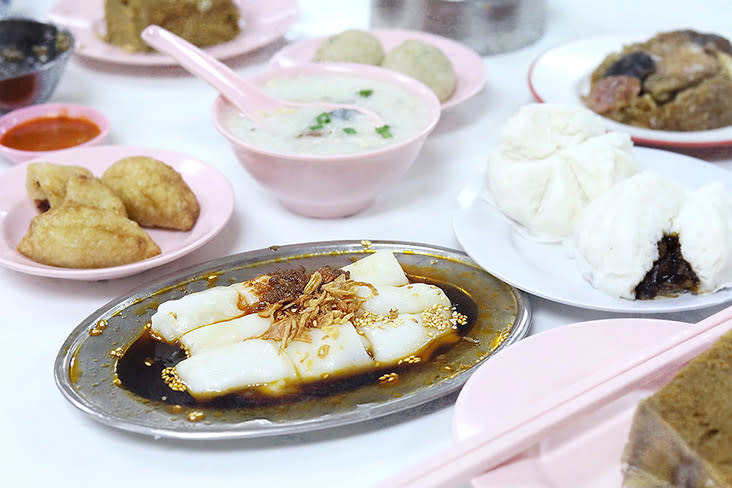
[584,30,732,131]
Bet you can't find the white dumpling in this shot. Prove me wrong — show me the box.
[150,286,244,341]
[358,283,451,315]
[572,172,685,299]
[357,311,452,365]
[342,250,408,286]
[485,103,638,241]
[497,103,608,161]
[179,313,273,355]
[284,322,373,380]
[174,339,298,398]
[230,275,269,308]
[674,183,732,293]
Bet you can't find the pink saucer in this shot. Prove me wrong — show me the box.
[269,29,487,111]
[48,0,298,67]
[452,318,695,487]
[0,103,110,164]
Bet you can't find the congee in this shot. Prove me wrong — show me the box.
[221,74,433,156]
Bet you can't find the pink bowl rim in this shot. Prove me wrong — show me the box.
[211,62,442,163]
[0,102,111,164]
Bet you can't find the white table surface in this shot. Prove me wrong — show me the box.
[2,1,732,486]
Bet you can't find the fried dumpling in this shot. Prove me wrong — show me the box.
[101,156,200,231]
[62,174,127,216]
[17,205,160,268]
[25,162,93,212]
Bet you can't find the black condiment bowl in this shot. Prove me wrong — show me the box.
[0,17,75,113]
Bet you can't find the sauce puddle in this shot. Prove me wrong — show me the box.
[1,114,100,151]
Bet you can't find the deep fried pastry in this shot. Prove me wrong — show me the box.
[25,162,93,212]
[101,156,200,231]
[62,174,127,216]
[17,205,161,268]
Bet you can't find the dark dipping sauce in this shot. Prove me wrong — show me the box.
[115,277,479,409]
[0,114,100,151]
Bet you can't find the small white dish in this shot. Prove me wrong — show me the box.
[268,28,487,111]
[47,0,298,66]
[452,146,732,313]
[528,33,732,147]
[0,145,234,280]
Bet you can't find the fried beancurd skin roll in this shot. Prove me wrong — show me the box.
[17,205,161,268]
[25,162,94,212]
[101,156,200,231]
[62,174,127,216]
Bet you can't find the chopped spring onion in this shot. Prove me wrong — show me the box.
[316,112,331,124]
[375,125,392,138]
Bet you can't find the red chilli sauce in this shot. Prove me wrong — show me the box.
[1,114,101,151]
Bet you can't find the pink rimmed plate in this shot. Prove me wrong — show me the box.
[528,33,732,148]
[0,145,234,280]
[452,318,693,488]
[48,0,298,66]
[268,29,486,110]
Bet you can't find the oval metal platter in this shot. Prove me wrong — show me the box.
[54,240,532,440]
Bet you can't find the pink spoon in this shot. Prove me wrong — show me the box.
[141,25,383,127]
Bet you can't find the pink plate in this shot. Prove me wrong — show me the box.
[268,29,486,111]
[0,145,234,280]
[528,33,732,148]
[452,318,693,488]
[0,103,110,164]
[48,0,298,67]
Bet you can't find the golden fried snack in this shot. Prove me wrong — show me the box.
[17,205,161,268]
[101,156,200,231]
[25,162,93,212]
[62,174,127,216]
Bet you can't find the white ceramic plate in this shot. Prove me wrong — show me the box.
[268,28,486,110]
[48,0,298,66]
[452,146,732,313]
[0,145,234,280]
[528,33,732,147]
[452,318,692,488]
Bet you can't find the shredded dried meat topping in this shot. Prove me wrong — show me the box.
[255,268,376,348]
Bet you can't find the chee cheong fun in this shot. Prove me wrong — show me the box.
[133,251,467,400]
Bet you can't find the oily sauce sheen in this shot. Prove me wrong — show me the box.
[115,277,478,408]
[1,115,100,151]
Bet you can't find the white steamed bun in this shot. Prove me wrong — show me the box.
[573,172,732,299]
[485,104,638,240]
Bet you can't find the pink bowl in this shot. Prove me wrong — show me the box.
[0,102,110,164]
[212,63,441,218]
